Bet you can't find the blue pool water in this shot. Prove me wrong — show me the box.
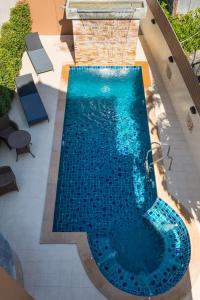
[53,66,190,296]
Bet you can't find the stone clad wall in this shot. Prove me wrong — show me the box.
[73,20,139,65]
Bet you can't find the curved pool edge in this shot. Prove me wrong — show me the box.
[40,64,200,300]
[75,197,199,300]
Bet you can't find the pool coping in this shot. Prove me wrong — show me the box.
[40,63,200,300]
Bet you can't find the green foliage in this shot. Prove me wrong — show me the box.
[160,1,200,54]
[0,1,32,116]
[160,1,171,17]
[169,9,200,54]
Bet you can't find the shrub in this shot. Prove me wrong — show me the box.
[0,1,32,116]
[159,1,200,54]
[169,9,200,54]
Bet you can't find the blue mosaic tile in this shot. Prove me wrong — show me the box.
[53,66,191,297]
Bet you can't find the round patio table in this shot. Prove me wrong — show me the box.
[8,130,35,161]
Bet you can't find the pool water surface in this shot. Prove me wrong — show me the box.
[53,66,190,297]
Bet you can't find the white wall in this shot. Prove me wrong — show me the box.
[0,0,16,28]
[140,7,200,174]
[176,0,200,14]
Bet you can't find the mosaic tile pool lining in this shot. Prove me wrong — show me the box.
[53,66,191,297]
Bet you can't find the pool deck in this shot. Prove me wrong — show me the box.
[0,35,200,300]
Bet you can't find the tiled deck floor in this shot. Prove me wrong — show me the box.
[140,36,200,300]
[0,35,199,300]
[0,36,106,300]
[140,36,200,224]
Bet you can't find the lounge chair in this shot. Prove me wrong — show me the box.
[15,74,49,126]
[0,115,19,149]
[25,32,53,74]
[0,166,19,196]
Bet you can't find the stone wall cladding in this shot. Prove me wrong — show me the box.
[73,20,139,65]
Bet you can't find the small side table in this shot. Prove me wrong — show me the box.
[8,130,35,161]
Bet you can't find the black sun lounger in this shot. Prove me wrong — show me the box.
[15,74,49,126]
[25,32,53,74]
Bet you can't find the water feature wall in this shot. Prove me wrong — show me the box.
[72,20,139,65]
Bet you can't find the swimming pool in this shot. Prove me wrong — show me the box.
[53,66,190,297]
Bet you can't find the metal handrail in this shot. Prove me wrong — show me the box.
[145,142,173,175]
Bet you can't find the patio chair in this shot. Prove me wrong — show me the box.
[15,74,49,127]
[25,32,53,74]
[0,166,19,196]
[0,115,19,149]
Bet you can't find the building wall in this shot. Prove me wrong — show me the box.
[0,0,16,29]
[176,0,200,14]
[28,0,73,35]
[73,20,139,65]
[164,0,200,14]
[140,7,200,174]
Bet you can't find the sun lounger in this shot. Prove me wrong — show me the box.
[15,74,49,126]
[25,32,53,74]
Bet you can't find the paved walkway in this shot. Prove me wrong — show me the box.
[0,35,199,300]
[0,35,106,300]
[140,36,200,300]
[0,0,16,28]
[140,36,200,224]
